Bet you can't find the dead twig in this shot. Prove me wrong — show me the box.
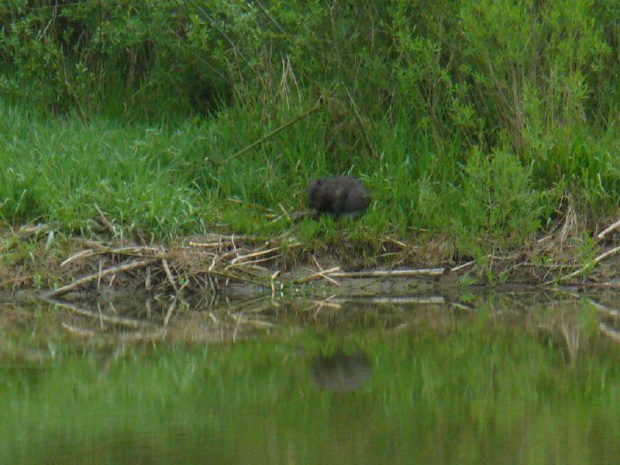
[60,244,163,267]
[296,267,445,284]
[450,261,476,273]
[546,245,620,285]
[255,0,286,34]
[229,246,281,266]
[597,218,620,240]
[328,268,445,279]
[61,249,97,267]
[295,266,342,285]
[162,259,179,295]
[344,86,376,159]
[94,204,115,233]
[208,99,322,166]
[43,258,158,298]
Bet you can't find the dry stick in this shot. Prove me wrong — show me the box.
[97,259,103,290]
[295,266,342,285]
[42,258,158,298]
[255,0,286,35]
[597,218,620,240]
[344,86,377,159]
[547,245,620,285]
[295,267,445,284]
[208,100,322,166]
[108,246,163,255]
[162,259,179,295]
[230,246,281,265]
[61,245,163,267]
[327,268,446,279]
[61,249,96,267]
[450,261,476,273]
[94,203,115,232]
[189,241,235,249]
[225,257,274,270]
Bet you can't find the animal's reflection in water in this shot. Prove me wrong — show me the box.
[310,350,372,392]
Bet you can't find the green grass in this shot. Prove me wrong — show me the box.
[2,0,620,260]
[0,98,617,259]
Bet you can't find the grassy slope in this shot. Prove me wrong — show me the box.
[0,99,618,268]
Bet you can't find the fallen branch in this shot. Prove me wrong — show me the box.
[43,258,158,298]
[162,259,179,294]
[450,261,475,273]
[327,268,445,279]
[60,245,162,267]
[295,267,445,284]
[547,245,620,285]
[597,218,620,240]
[344,86,376,159]
[208,99,322,166]
[229,246,281,265]
[60,249,96,267]
[295,266,342,284]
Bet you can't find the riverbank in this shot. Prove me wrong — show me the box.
[2,221,620,296]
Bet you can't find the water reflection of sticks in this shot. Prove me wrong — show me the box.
[44,297,158,329]
[586,297,620,343]
[39,294,278,343]
[33,288,620,349]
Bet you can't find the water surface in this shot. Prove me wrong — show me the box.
[2,290,620,464]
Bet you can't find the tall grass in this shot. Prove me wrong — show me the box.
[1,0,620,255]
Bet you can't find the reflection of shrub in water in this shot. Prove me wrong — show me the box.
[310,351,372,392]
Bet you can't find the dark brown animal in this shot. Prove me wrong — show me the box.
[307,175,371,218]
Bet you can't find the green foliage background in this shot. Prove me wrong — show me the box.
[1,0,619,255]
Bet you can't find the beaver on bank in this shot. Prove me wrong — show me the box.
[307,175,371,218]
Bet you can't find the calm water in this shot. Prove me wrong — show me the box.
[2,289,620,464]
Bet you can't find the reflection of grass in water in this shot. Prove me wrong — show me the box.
[1,320,620,464]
